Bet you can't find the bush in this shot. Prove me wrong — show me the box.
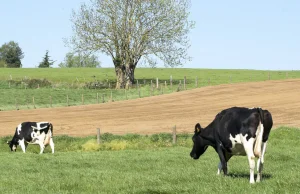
[25,78,52,88]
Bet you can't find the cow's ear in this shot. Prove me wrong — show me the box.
[195,123,201,133]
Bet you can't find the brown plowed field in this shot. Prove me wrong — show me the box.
[1,79,300,137]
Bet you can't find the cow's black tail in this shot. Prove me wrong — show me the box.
[254,108,264,157]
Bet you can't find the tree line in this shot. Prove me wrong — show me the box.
[0,41,101,68]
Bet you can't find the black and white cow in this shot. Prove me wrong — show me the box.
[7,122,54,154]
[190,107,273,183]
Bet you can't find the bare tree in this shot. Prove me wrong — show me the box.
[67,0,194,89]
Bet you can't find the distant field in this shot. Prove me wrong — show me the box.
[1,68,300,111]
[0,127,299,193]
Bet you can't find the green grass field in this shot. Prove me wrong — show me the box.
[1,68,300,111]
[0,127,299,194]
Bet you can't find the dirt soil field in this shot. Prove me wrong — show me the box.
[1,79,300,137]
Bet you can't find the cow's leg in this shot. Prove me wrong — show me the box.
[256,141,267,182]
[216,145,228,175]
[38,141,45,154]
[217,153,232,175]
[49,138,55,154]
[243,138,256,184]
[18,139,26,153]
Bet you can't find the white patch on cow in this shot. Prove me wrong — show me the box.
[229,133,247,156]
[18,138,26,153]
[17,124,22,135]
[254,122,264,157]
[248,107,261,110]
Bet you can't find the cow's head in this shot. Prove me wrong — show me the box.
[7,139,18,152]
[190,123,208,159]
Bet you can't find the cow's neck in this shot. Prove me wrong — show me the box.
[200,126,217,147]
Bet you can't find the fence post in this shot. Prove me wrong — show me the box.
[138,87,141,98]
[32,96,36,109]
[50,96,52,107]
[184,76,186,90]
[165,81,167,89]
[15,98,19,110]
[136,80,139,89]
[172,125,177,144]
[170,75,173,89]
[195,76,198,88]
[156,78,159,89]
[97,128,101,144]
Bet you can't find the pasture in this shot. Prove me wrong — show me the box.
[1,68,300,111]
[1,68,300,193]
[0,127,299,193]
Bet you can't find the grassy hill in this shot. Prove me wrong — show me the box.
[0,68,300,111]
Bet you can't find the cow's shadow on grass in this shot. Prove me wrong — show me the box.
[226,172,272,180]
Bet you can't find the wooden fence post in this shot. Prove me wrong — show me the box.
[15,98,19,110]
[136,80,139,89]
[138,87,141,98]
[170,75,173,89]
[164,81,167,89]
[172,125,177,144]
[156,78,159,89]
[184,76,186,90]
[97,128,101,144]
[32,96,36,109]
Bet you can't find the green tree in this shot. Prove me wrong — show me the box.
[58,52,101,68]
[38,50,54,68]
[0,41,24,68]
[67,0,194,89]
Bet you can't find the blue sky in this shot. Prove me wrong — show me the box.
[0,0,299,70]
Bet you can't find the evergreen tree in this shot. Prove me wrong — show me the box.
[38,50,54,68]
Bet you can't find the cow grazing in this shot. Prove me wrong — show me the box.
[190,107,273,183]
[7,122,55,154]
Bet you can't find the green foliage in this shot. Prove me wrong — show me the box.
[38,50,54,68]
[0,41,24,68]
[58,52,101,68]
[0,127,299,193]
[0,59,7,68]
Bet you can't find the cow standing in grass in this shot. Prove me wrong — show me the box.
[190,107,273,183]
[7,122,55,154]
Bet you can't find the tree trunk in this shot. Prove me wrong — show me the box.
[125,64,135,89]
[114,62,136,89]
[115,65,126,89]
